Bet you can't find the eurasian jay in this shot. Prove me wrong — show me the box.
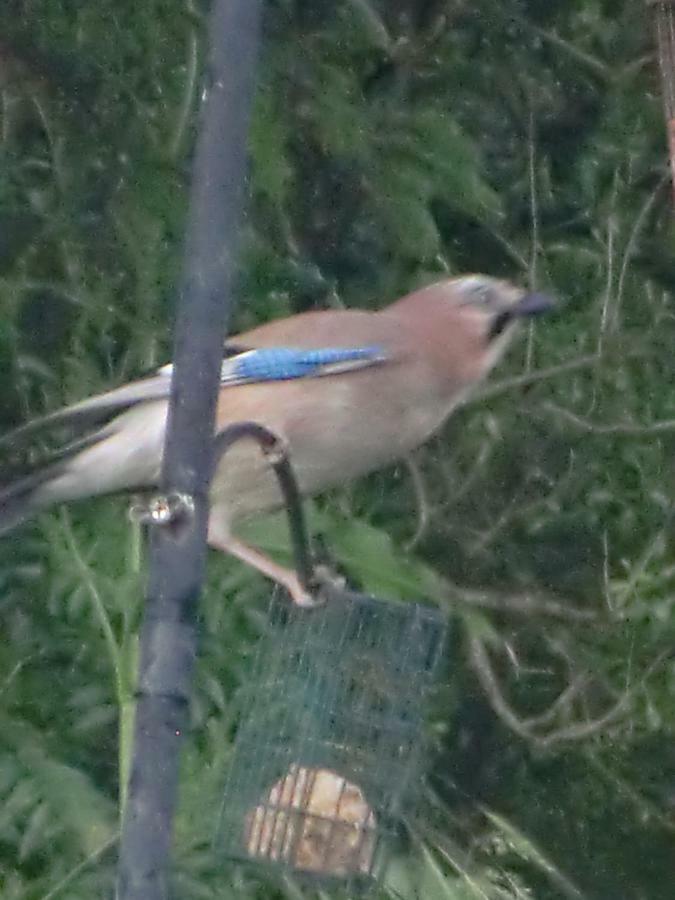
[0,275,552,605]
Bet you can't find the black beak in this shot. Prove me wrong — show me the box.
[513,291,556,318]
[488,292,555,340]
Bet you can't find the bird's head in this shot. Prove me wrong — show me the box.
[388,274,555,384]
[442,274,555,378]
[449,274,554,342]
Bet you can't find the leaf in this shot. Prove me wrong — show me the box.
[0,715,115,858]
[370,166,440,259]
[249,84,294,208]
[483,810,582,899]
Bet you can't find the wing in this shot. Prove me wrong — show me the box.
[0,344,389,451]
[159,344,388,387]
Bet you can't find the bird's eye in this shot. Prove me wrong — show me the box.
[465,280,494,306]
[457,276,502,310]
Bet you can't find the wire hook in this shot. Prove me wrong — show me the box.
[211,421,317,596]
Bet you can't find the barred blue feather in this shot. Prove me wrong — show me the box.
[218,345,387,386]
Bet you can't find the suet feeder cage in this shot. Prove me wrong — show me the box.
[215,588,447,892]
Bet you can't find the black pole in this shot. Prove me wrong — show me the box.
[116,2,262,898]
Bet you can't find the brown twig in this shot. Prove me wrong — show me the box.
[467,634,541,743]
[475,354,598,403]
[467,632,626,749]
[467,630,672,750]
[448,584,598,623]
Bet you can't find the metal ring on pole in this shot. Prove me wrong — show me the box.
[128,492,196,527]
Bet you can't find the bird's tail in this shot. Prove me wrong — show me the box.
[0,424,135,535]
[0,370,172,537]
[0,458,67,535]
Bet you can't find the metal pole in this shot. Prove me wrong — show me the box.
[116,2,263,897]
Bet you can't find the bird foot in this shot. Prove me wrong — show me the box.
[286,564,346,608]
[286,572,323,608]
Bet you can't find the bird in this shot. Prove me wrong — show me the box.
[0,275,553,606]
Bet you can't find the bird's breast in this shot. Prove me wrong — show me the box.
[210,364,456,521]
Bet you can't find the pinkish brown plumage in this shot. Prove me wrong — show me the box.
[0,275,553,604]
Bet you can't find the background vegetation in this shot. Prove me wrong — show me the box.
[1,0,674,897]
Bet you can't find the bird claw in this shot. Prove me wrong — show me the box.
[285,564,346,608]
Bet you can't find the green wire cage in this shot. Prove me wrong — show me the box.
[215,588,447,892]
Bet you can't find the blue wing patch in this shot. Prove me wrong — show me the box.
[219,345,388,386]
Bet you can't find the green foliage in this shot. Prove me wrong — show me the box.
[1,0,675,897]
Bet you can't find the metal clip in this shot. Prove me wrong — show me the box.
[128,492,196,527]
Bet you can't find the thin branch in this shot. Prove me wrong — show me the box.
[614,171,669,327]
[536,692,630,748]
[345,0,393,52]
[448,584,598,623]
[584,750,675,834]
[439,435,494,509]
[615,528,668,609]
[602,530,613,612]
[169,0,201,161]
[0,654,42,698]
[468,632,628,749]
[510,14,610,81]
[525,104,539,373]
[467,634,539,743]
[474,354,598,403]
[542,402,675,435]
[403,454,432,551]
[467,482,531,554]
[492,229,530,269]
[468,631,672,750]
[599,170,620,342]
[527,117,538,282]
[59,511,124,693]
[59,512,131,814]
